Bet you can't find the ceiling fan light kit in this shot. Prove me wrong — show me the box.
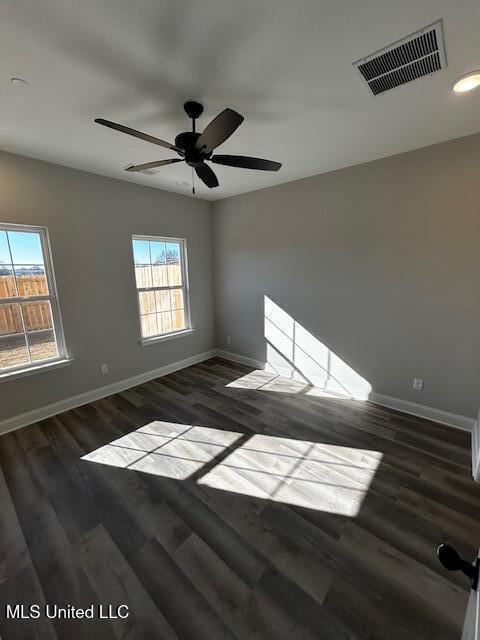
[95,101,281,194]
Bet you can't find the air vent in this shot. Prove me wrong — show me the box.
[123,164,158,175]
[353,20,447,95]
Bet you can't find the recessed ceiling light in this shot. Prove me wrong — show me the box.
[452,71,480,93]
[175,180,188,186]
[10,77,29,87]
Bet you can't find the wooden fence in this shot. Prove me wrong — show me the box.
[134,264,182,289]
[135,264,185,335]
[1,266,185,335]
[0,275,51,334]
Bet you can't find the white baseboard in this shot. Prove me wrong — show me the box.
[472,414,480,482]
[215,349,265,369]
[0,350,216,437]
[214,350,475,433]
[1,347,475,443]
[369,392,474,432]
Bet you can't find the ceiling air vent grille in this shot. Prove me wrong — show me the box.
[124,164,159,175]
[353,20,446,95]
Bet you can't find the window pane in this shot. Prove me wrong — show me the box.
[22,301,53,332]
[151,241,168,288]
[132,239,150,265]
[155,289,171,313]
[14,264,48,297]
[0,334,29,369]
[150,241,166,264]
[165,242,180,264]
[135,264,152,289]
[168,264,182,286]
[133,239,152,288]
[0,225,65,374]
[8,231,44,265]
[167,256,180,287]
[157,312,173,334]
[138,291,156,314]
[166,242,182,286]
[141,314,157,338]
[172,309,186,332]
[152,263,168,287]
[0,265,16,298]
[0,302,23,335]
[171,288,184,310]
[28,330,58,362]
[0,231,11,265]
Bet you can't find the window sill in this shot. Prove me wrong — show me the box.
[139,329,195,347]
[0,358,73,383]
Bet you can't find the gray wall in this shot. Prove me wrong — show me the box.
[2,132,479,423]
[0,150,214,422]
[213,133,480,418]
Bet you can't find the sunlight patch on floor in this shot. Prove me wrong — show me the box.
[81,422,382,516]
[82,423,242,479]
[225,369,349,399]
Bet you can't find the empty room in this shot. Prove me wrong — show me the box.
[1,1,480,638]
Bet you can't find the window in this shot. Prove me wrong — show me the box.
[0,223,67,375]
[132,235,191,341]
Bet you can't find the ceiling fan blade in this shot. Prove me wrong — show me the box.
[212,155,282,171]
[95,118,184,154]
[125,159,183,172]
[195,109,244,153]
[195,163,219,188]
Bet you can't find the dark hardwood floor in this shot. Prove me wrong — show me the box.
[0,357,478,639]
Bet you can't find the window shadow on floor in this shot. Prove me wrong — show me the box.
[75,358,477,640]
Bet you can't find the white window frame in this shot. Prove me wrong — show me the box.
[0,222,69,380]
[131,234,193,345]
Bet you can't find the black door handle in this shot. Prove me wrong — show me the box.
[437,543,479,589]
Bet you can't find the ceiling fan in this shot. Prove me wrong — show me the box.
[95,101,281,194]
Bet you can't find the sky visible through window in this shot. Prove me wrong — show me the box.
[0,230,45,265]
[133,239,180,265]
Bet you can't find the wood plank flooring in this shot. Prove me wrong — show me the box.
[0,357,479,639]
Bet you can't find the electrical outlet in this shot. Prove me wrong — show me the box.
[412,377,423,391]
[100,364,108,375]
[226,336,232,345]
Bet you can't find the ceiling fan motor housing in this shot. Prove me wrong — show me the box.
[175,131,211,167]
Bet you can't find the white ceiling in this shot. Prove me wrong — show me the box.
[1,0,480,201]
